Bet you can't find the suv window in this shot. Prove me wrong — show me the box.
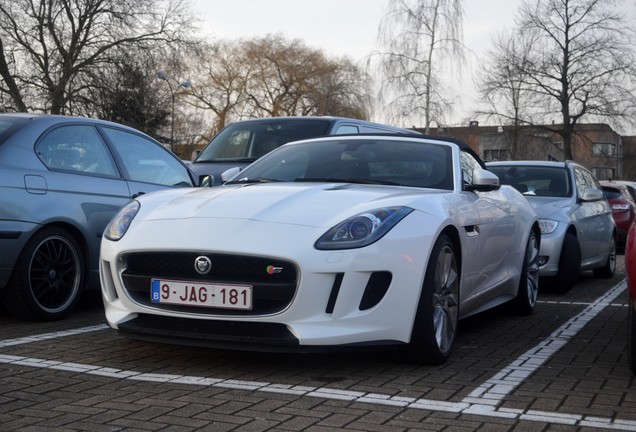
[36,125,119,177]
[334,125,359,134]
[197,119,332,163]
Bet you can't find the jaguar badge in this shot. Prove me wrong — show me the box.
[194,256,212,275]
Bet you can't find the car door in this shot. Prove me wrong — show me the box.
[572,166,613,262]
[34,124,133,267]
[458,151,517,306]
[100,127,195,197]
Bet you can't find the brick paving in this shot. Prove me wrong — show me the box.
[0,258,634,431]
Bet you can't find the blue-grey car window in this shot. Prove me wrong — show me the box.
[36,125,119,176]
[102,127,193,187]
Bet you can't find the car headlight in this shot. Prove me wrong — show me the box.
[315,206,413,250]
[104,200,140,241]
[538,218,559,234]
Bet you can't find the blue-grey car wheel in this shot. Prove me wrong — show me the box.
[4,227,85,321]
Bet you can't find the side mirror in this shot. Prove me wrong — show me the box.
[191,149,201,161]
[199,175,212,187]
[580,187,604,202]
[466,168,500,192]
[221,167,242,183]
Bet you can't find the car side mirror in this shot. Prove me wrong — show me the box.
[580,187,604,202]
[466,168,500,192]
[199,175,212,187]
[191,149,201,161]
[221,167,242,183]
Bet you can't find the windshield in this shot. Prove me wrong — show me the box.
[227,137,454,190]
[489,165,571,197]
[195,119,331,163]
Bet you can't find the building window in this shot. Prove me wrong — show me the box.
[483,149,508,161]
[593,167,614,181]
[592,142,615,156]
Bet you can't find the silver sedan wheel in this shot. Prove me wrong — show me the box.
[525,230,540,308]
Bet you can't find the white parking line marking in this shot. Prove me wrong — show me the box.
[464,280,627,405]
[0,324,108,348]
[0,352,635,430]
[0,280,632,430]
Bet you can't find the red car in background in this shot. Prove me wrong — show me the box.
[600,181,636,250]
[625,220,636,375]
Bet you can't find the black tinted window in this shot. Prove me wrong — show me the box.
[197,120,332,162]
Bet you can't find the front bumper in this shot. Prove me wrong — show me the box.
[100,215,436,348]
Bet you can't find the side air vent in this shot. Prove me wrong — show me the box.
[359,271,392,311]
[325,273,344,314]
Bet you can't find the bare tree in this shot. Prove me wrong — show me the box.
[513,0,636,160]
[0,0,196,114]
[241,35,369,119]
[374,0,464,132]
[476,30,537,159]
[185,40,251,135]
[185,34,371,131]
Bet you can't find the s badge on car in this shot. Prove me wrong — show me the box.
[194,256,212,275]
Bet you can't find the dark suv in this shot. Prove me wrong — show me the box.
[188,116,419,184]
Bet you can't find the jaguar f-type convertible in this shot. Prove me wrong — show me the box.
[100,134,540,364]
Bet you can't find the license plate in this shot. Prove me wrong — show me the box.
[151,279,252,310]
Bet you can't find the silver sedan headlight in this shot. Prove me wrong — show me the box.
[104,200,140,241]
[315,206,413,250]
[538,218,559,234]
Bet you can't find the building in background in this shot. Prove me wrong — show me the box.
[417,122,633,181]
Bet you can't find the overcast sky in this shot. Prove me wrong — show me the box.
[190,0,635,130]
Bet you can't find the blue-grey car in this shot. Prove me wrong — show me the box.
[488,160,616,293]
[0,113,204,321]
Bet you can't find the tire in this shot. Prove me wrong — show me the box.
[593,235,616,278]
[551,232,581,294]
[2,227,85,321]
[514,229,540,315]
[403,234,459,365]
[630,304,636,376]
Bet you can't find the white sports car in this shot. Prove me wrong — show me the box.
[100,135,540,364]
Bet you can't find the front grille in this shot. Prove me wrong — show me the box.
[121,252,298,316]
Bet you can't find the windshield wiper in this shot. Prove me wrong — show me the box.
[295,177,400,186]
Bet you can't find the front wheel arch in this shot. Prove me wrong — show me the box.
[402,232,460,365]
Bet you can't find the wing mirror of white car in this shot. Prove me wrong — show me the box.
[221,166,242,183]
[466,168,500,192]
[580,187,604,202]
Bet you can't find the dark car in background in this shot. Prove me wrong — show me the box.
[188,116,420,184]
[600,181,636,249]
[0,113,204,321]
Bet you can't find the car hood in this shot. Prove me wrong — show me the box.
[524,196,574,221]
[138,182,442,228]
